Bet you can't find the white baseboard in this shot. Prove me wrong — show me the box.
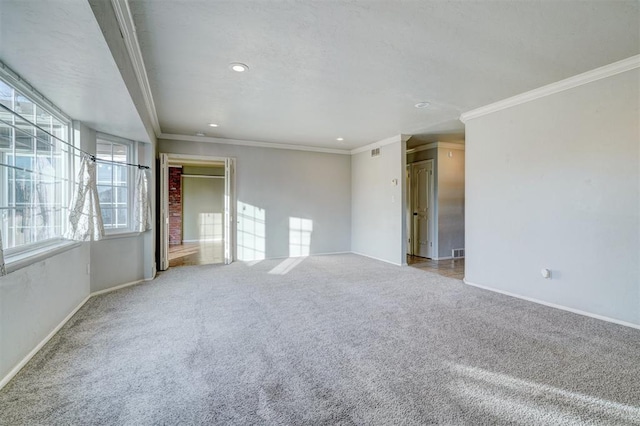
[1,277,152,391]
[463,278,640,331]
[241,251,353,263]
[312,251,352,257]
[0,294,90,390]
[144,265,157,281]
[351,251,403,266]
[91,279,144,296]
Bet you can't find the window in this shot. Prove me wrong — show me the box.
[96,135,135,232]
[0,75,72,254]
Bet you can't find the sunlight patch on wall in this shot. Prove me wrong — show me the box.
[289,217,313,257]
[237,201,265,261]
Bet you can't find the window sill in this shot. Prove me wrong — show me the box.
[100,230,145,240]
[5,240,83,274]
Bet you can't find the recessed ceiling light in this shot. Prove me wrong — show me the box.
[336,137,344,141]
[229,62,249,73]
[209,123,219,127]
[414,101,431,108]
[195,132,205,137]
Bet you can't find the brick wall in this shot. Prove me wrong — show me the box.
[169,167,182,245]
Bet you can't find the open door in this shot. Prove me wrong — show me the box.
[412,160,435,258]
[224,157,235,264]
[159,153,169,271]
[159,153,234,269]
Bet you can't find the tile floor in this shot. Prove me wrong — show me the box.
[407,255,465,280]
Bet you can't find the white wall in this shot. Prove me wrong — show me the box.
[465,68,639,325]
[351,137,406,265]
[159,139,352,259]
[407,145,466,259]
[182,177,224,242]
[1,117,154,387]
[90,236,146,292]
[0,245,90,383]
[437,147,465,258]
[75,123,153,292]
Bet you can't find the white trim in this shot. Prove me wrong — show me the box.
[463,278,640,331]
[406,142,465,154]
[350,134,402,155]
[181,174,224,179]
[0,278,149,390]
[407,142,437,153]
[160,133,350,155]
[111,0,161,137]
[0,294,90,390]
[437,142,465,150]
[460,55,640,123]
[166,153,230,163]
[91,279,144,296]
[181,239,223,243]
[256,251,353,261]
[145,265,156,281]
[351,251,403,266]
[100,231,144,240]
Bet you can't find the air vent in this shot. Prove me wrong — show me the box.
[371,147,380,157]
[452,248,465,258]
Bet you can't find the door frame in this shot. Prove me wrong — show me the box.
[158,153,236,270]
[405,164,413,255]
[410,159,436,259]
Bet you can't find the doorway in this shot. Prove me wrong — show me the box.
[409,159,435,259]
[158,154,235,270]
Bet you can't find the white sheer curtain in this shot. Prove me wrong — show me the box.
[65,155,104,241]
[34,157,55,241]
[133,167,152,232]
[0,229,6,276]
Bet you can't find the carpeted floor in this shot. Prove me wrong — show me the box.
[1,254,639,425]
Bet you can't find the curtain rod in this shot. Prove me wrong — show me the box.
[0,161,73,182]
[0,103,150,169]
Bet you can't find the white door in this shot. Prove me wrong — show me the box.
[223,158,235,264]
[412,160,435,258]
[159,153,169,271]
[406,165,413,255]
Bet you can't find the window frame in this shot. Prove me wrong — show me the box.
[0,64,74,260]
[95,133,137,235]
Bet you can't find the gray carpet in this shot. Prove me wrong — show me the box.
[1,254,639,425]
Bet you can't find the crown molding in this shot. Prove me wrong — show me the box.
[460,54,640,123]
[350,134,402,155]
[159,133,351,155]
[111,0,161,137]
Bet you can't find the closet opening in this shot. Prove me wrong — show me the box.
[158,154,235,270]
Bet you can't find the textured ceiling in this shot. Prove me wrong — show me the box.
[130,0,639,149]
[0,0,150,143]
